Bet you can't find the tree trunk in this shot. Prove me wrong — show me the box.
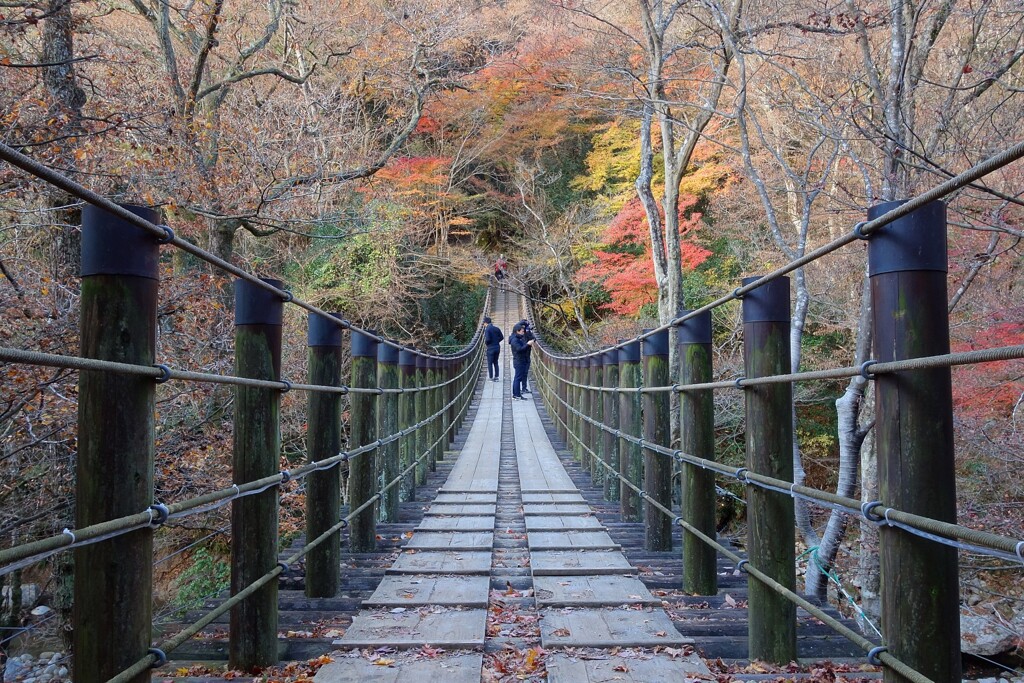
[42,0,86,287]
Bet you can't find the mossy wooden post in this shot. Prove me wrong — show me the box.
[602,349,620,502]
[581,357,592,472]
[445,357,456,444]
[642,329,672,551]
[349,330,378,553]
[678,310,717,595]
[426,356,440,470]
[590,355,604,485]
[618,340,643,521]
[742,276,796,664]
[414,354,428,484]
[75,204,159,683]
[440,358,452,451]
[305,312,343,598]
[556,359,569,443]
[575,360,586,462]
[230,276,284,670]
[868,200,960,683]
[399,350,418,501]
[565,360,576,454]
[377,341,400,523]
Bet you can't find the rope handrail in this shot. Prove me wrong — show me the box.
[0,355,481,575]
[536,344,1024,394]
[534,361,1024,564]
[533,368,935,683]
[523,139,1024,362]
[107,364,479,683]
[0,141,487,362]
[0,344,481,396]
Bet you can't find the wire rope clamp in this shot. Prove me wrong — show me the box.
[673,516,683,527]
[734,376,746,389]
[1016,540,1024,565]
[673,450,684,464]
[339,451,349,462]
[156,225,175,244]
[734,468,749,483]
[148,648,168,668]
[852,221,871,241]
[279,469,292,483]
[867,646,887,666]
[671,383,681,393]
[277,561,289,573]
[148,503,170,527]
[153,364,172,384]
[339,385,350,394]
[339,519,349,529]
[861,500,885,523]
[279,380,292,393]
[859,360,878,380]
[735,559,750,573]
[732,286,745,300]
[280,289,294,303]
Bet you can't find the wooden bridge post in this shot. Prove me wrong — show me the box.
[305,312,343,598]
[867,200,960,683]
[590,356,604,485]
[557,359,569,443]
[742,275,797,664]
[441,357,452,450]
[399,350,418,501]
[602,349,620,502]
[230,277,284,670]
[76,204,160,683]
[423,357,436,471]
[570,360,583,462]
[642,329,672,550]
[377,341,400,523]
[349,330,379,553]
[427,357,441,469]
[678,310,717,595]
[618,340,643,522]
[414,354,428,484]
[445,357,456,443]
[580,357,592,471]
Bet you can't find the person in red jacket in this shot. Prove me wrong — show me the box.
[493,255,508,281]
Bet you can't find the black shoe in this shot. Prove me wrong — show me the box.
[512,395,522,400]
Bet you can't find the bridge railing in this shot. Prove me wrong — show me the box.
[0,142,487,681]
[524,141,1024,683]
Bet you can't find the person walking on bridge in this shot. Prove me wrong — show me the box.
[493,255,508,281]
[483,316,504,382]
[510,322,534,400]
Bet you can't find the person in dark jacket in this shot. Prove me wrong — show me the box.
[518,319,535,394]
[483,316,504,381]
[509,322,534,400]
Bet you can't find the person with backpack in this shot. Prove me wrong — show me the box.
[509,322,534,400]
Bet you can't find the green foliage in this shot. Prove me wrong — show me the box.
[173,548,229,613]
[419,278,487,350]
[290,220,400,307]
[801,323,850,357]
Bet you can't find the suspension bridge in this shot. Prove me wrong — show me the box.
[1,140,1023,683]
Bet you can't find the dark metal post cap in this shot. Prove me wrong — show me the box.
[235,278,284,326]
[741,276,790,323]
[81,204,161,279]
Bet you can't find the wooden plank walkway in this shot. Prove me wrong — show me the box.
[161,290,872,681]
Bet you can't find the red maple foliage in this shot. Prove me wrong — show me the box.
[578,195,712,315]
